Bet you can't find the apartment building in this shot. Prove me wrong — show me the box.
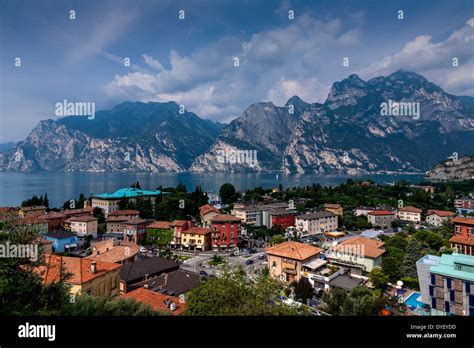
[449,217,474,255]
[367,210,396,229]
[397,206,422,223]
[295,211,338,235]
[426,210,456,227]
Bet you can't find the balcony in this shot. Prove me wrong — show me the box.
[283,268,297,275]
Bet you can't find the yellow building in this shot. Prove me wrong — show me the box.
[181,227,211,251]
[38,254,122,297]
[323,203,343,217]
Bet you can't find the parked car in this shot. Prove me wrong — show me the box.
[199,270,209,277]
[258,254,265,260]
[245,259,254,265]
[139,246,147,253]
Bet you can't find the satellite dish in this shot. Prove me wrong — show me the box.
[396,280,403,287]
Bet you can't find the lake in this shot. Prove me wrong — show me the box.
[0,172,426,208]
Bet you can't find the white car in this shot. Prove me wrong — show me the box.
[139,247,147,253]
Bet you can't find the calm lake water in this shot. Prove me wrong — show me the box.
[0,172,426,208]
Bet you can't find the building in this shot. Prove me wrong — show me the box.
[367,210,396,229]
[17,213,49,235]
[38,254,121,297]
[128,269,200,300]
[323,203,343,216]
[270,209,298,229]
[397,206,422,223]
[231,205,262,226]
[211,215,242,251]
[426,210,456,227]
[326,236,385,273]
[295,211,338,235]
[119,257,180,294]
[86,239,139,264]
[181,227,211,251]
[66,215,98,238]
[170,220,194,248]
[106,210,140,233]
[354,205,396,217]
[199,204,220,227]
[18,205,46,218]
[145,221,173,246]
[92,187,163,215]
[43,231,78,253]
[43,211,67,232]
[416,253,474,316]
[61,207,94,219]
[454,195,474,216]
[449,217,474,255]
[123,218,153,244]
[266,241,322,283]
[122,288,186,315]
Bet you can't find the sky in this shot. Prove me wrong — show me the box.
[0,0,473,142]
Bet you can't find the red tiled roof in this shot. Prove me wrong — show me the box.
[368,210,396,216]
[266,241,322,260]
[449,235,474,246]
[335,236,385,259]
[147,221,172,229]
[108,210,140,216]
[38,254,121,285]
[452,217,474,225]
[43,211,66,220]
[61,207,93,216]
[427,210,456,217]
[183,227,211,235]
[122,288,186,315]
[66,215,98,223]
[211,214,242,222]
[199,204,219,216]
[398,206,422,213]
[171,220,189,227]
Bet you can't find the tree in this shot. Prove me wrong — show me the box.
[293,277,314,303]
[382,246,405,282]
[369,268,389,291]
[268,235,285,245]
[219,183,237,204]
[322,288,348,315]
[43,193,49,208]
[402,238,424,278]
[186,270,303,315]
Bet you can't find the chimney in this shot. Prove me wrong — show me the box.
[91,261,97,274]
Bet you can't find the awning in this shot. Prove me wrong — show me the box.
[303,258,327,270]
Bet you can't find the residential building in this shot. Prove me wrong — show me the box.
[86,239,139,264]
[43,231,78,253]
[108,209,140,220]
[92,187,163,215]
[38,254,122,297]
[266,241,322,283]
[426,210,456,227]
[211,214,242,251]
[61,207,94,219]
[454,195,474,216]
[145,221,173,246]
[66,215,98,238]
[43,211,67,232]
[181,227,211,251]
[295,211,338,235]
[397,206,422,223]
[123,218,153,244]
[122,288,186,315]
[326,236,385,273]
[323,203,343,216]
[119,257,179,294]
[231,205,262,226]
[270,209,298,229]
[367,210,396,229]
[199,204,220,227]
[128,269,200,300]
[106,210,140,233]
[450,217,474,255]
[170,220,194,248]
[17,213,49,234]
[18,205,46,218]
[416,253,474,316]
[354,205,396,217]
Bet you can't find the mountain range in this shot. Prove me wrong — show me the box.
[1,70,473,174]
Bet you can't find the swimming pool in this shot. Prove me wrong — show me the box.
[404,292,425,308]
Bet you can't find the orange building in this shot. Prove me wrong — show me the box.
[450,217,474,255]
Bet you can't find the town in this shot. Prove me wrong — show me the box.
[1,179,474,316]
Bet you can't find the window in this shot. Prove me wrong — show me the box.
[431,274,435,285]
[455,226,461,235]
[447,278,452,289]
[429,285,434,296]
[468,228,473,238]
[466,282,471,294]
[445,301,450,313]
[431,298,436,308]
[450,290,455,302]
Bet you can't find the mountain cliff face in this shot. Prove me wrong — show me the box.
[1,71,473,173]
[426,156,474,181]
[192,70,474,174]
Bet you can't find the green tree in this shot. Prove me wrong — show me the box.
[322,288,348,315]
[402,238,424,278]
[369,267,389,291]
[186,270,303,315]
[293,277,314,303]
[269,235,285,245]
[219,183,237,205]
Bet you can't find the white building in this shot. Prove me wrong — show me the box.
[295,211,338,235]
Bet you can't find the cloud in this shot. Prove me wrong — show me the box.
[104,14,359,121]
[360,18,474,96]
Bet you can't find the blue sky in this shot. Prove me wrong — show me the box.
[1,0,473,142]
